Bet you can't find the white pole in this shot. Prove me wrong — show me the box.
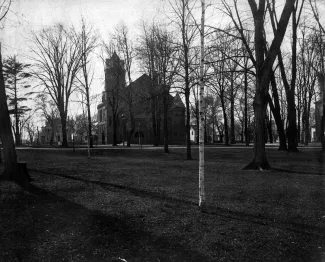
[199,0,206,209]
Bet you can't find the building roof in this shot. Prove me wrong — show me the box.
[171,93,185,109]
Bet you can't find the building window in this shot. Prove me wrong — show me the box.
[174,132,177,137]
[192,131,193,135]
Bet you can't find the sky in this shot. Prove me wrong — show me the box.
[1,0,325,128]
[0,0,161,124]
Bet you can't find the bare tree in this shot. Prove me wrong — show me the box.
[167,0,199,160]
[31,23,83,147]
[267,0,305,152]
[24,116,36,145]
[77,18,98,148]
[35,93,59,145]
[309,0,325,151]
[243,0,295,169]
[296,25,318,145]
[199,0,206,208]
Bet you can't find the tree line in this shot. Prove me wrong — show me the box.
[0,0,325,187]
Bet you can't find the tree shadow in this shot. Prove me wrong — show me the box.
[30,169,325,238]
[271,167,324,176]
[1,182,210,261]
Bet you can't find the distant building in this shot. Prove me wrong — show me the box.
[40,117,73,145]
[97,52,186,145]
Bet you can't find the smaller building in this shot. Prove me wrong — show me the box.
[40,118,73,145]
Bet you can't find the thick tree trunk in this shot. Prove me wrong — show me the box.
[59,110,68,147]
[286,92,298,152]
[244,90,270,170]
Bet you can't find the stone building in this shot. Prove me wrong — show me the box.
[97,53,186,145]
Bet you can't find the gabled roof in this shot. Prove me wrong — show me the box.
[171,93,185,109]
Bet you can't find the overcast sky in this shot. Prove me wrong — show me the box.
[1,0,162,121]
[1,0,325,126]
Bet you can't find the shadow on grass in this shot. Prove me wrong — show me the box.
[1,183,209,261]
[271,168,324,176]
[30,169,325,238]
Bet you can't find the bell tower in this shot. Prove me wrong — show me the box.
[105,51,126,96]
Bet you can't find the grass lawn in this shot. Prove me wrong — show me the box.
[1,146,325,261]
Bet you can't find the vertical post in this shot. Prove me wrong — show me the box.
[199,0,206,209]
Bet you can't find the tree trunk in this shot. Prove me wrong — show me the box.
[321,103,325,152]
[269,73,287,151]
[244,89,270,170]
[14,76,20,146]
[221,96,229,146]
[156,116,161,146]
[112,116,117,146]
[151,97,158,146]
[87,100,93,148]
[244,67,249,146]
[185,88,192,160]
[304,112,309,146]
[297,106,301,144]
[199,0,206,209]
[163,88,169,153]
[59,108,68,147]
[50,118,55,145]
[196,105,199,144]
[286,92,298,152]
[230,77,236,144]
[266,110,273,143]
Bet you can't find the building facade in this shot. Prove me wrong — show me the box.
[97,53,186,145]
